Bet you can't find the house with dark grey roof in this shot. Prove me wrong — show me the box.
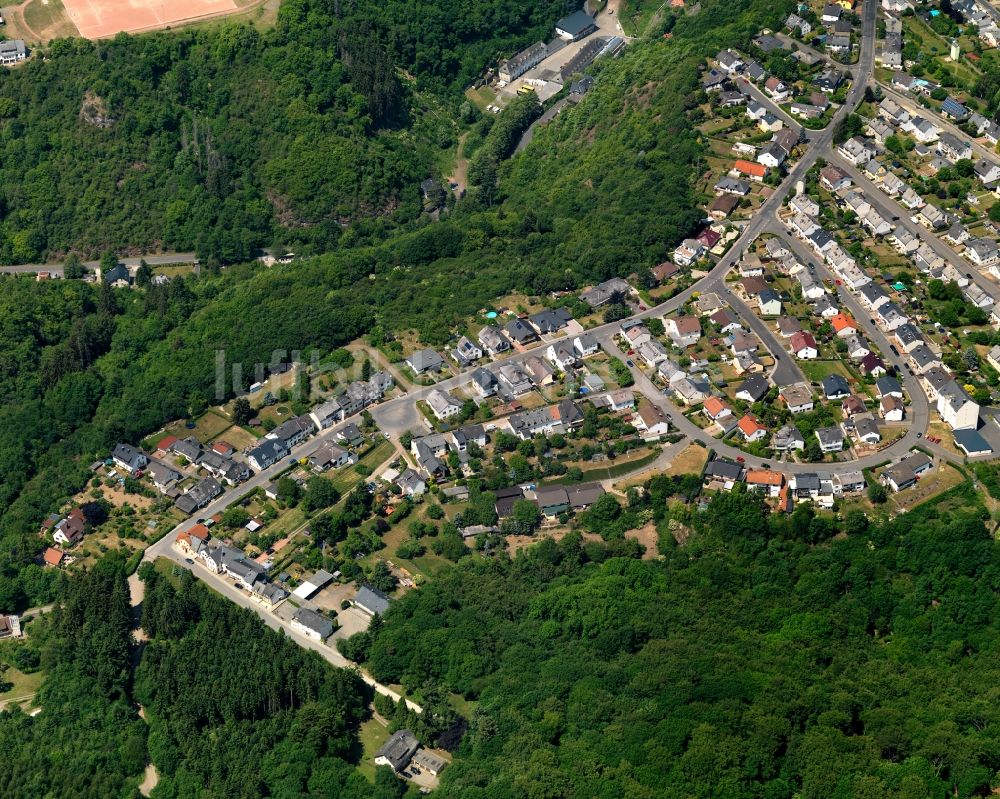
[406,348,445,374]
[247,438,288,472]
[375,729,421,772]
[505,318,539,345]
[112,443,148,476]
[291,607,334,641]
[354,585,392,616]
[175,477,223,515]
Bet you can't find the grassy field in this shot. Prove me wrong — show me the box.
[888,462,967,514]
[0,638,45,707]
[357,718,391,780]
[465,86,497,112]
[161,409,233,445]
[799,359,854,383]
[361,500,455,580]
[21,0,77,41]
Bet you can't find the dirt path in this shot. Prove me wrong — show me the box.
[446,133,470,196]
[5,0,46,43]
[138,763,159,797]
[0,693,36,711]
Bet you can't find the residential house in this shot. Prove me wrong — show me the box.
[704,459,744,491]
[478,325,511,356]
[309,442,354,472]
[881,395,904,421]
[496,362,533,395]
[737,414,768,442]
[831,312,858,337]
[426,389,463,421]
[736,373,770,403]
[545,343,578,371]
[703,396,734,423]
[355,585,392,617]
[790,331,818,359]
[773,424,806,451]
[966,238,1000,267]
[581,277,633,307]
[854,415,881,444]
[374,730,421,773]
[147,461,182,494]
[881,452,932,492]
[937,382,979,430]
[664,315,702,347]
[247,438,288,472]
[845,334,870,359]
[859,352,888,377]
[633,400,671,439]
[780,382,814,413]
[837,136,876,165]
[709,194,740,220]
[452,336,483,366]
[574,334,600,357]
[505,318,538,346]
[407,348,445,374]
[175,477,223,515]
[822,373,851,400]
[112,443,148,476]
[757,288,782,316]
[397,469,427,497]
[815,426,845,453]
[291,608,335,641]
[673,238,705,266]
[733,160,767,182]
[777,316,802,338]
[638,339,670,367]
[268,416,314,450]
[715,176,751,195]
[937,131,973,162]
[820,165,851,192]
[746,469,784,497]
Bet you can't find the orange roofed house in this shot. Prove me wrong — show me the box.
[745,469,785,497]
[176,523,211,558]
[733,160,767,182]
[43,547,65,567]
[830,313,857,338]
[702,396,733,422]
[737,414,768,442]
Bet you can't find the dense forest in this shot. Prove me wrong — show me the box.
[354,484,1000,799]
[0,558,145,797]
[0,0,565,263]
[0,557,393,798]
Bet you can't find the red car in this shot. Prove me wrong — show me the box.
[736,456,745,463]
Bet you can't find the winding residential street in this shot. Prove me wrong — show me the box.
[125,0,970,703]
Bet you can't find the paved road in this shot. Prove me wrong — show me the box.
[119,0,944,707]
[0,252,197,276]
[737,77,804,133]
[830,153,1000,303]
[709,280,808,386]
[874,84,1000,168]
[774,227,933,433]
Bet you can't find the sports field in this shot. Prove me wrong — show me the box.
[62,0,237,38]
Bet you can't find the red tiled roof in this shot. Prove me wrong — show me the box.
[831,313,856,333]
[790,331,817,352]
[734,160,767,178]
[156,434,178,451]
[43,547,64,566]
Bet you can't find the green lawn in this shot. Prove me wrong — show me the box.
[357,718,391,780]
[799,360,853,383]
[0,640,45,706]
